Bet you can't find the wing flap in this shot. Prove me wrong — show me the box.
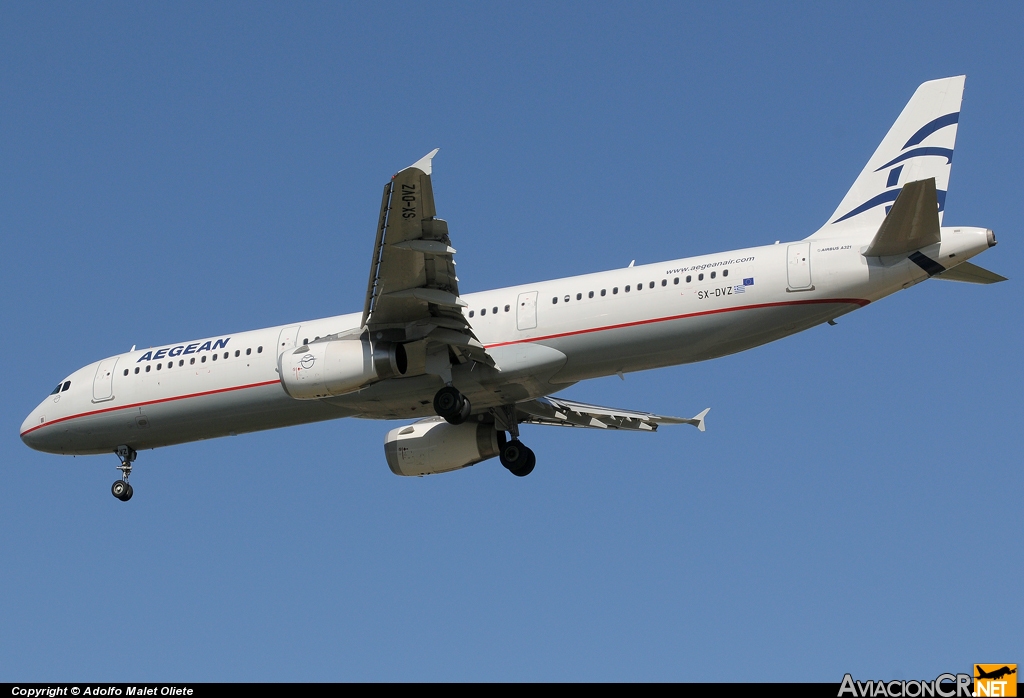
[516,397,709,432]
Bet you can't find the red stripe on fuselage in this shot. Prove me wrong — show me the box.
[24,298,868,438]
[20,379,283,437]
[483,297,870,348]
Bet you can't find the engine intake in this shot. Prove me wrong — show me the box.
[279,339,407,399]
[385,418,500,476]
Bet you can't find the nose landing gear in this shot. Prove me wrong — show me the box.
[112,445,136,501]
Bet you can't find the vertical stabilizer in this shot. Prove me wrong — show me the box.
[809,76,964,240]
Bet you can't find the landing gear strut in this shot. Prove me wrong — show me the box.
[494,404,536,477]
[433,386,472,425]
[112,445,136,502]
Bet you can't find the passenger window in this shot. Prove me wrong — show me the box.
[613,287,618,294]
[166,362,171,370]
[201,356,207,363]
[625,285,630,292]
[723,269,729,277]
[576,293,582,301]
[588,291,594,298]
[157,363,162,370]
[145,365,151,373]
[135,367,140,374]
[686,275,691,283]
[504,305,510,312]
[212,354,217,361]
[179,360,184,366]
[635,284,640,291]
[190,358,195,365]
[552,297,557,304]
[650,281,655,288]
[303,338,308,346]
[564,295,570,302]
[601,289,606,296]
[481,308,487,316]
[235,350,240,357]
[674,278,679,285]
[492,307,498,314]
[469,311,474,317]
[258,346,263,353]
[698,273,704,281]
[123,369,128,376]
[224,352,228,359]
[246,348,251,356]
[661,279,667,287]
[711,271,716,279]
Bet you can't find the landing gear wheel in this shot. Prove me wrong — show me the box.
[434,386,471,425]
[500,440,535,476]
[510,450,536,477]
[112,445,137,501]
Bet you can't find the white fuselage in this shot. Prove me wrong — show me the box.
[20,227,992,456]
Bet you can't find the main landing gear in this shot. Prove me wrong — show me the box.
[111,445,136,502]
[499,435,536,477]
[494,404,535,477]
[433,386,472,425]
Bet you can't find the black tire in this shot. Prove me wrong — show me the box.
[510,447,536,477]
[500,440,524,469]
[454,395,472,423]
[112,480,128,500]
[122,484,134,501]
[433,386,462,418]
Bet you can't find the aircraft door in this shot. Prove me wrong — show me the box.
[92,357,118,403]
[276,325,302,355]
[786,243,813,291]
[516,291,538,330]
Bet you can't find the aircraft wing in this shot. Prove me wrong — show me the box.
[361,150,493,367]
[516,397,710,432]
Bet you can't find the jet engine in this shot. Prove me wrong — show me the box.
[384,417,500,476]
[279,339,407,399]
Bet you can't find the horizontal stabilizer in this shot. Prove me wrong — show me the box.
[864,178,941,257]
[935,261,1007,284]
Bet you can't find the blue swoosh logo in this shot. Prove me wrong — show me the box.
[903,112,959,148]
[834,188,946,224]
[874,147,954,171]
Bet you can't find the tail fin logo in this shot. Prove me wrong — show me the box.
[832,111,958,225]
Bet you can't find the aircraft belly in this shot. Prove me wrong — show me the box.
[551,301,859,382]
[54,383,354,454]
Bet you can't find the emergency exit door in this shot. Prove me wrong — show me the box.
[787,243,813,291]
[92,358,118,403]
[516,291,538,330]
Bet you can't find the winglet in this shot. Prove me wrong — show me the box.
[691,407,710,432]
[406,148,440,175]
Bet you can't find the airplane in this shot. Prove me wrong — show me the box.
[20,75,1004,501]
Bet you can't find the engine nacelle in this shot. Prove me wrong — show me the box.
[279,339,407,399]
[385,418,500,476]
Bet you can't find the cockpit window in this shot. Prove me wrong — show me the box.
[62,381,71,392]
[50,384,62,395]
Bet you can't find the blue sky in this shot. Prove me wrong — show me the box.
[1,2,1020,681]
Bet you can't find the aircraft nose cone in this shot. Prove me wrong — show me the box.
[20,407,48,452]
